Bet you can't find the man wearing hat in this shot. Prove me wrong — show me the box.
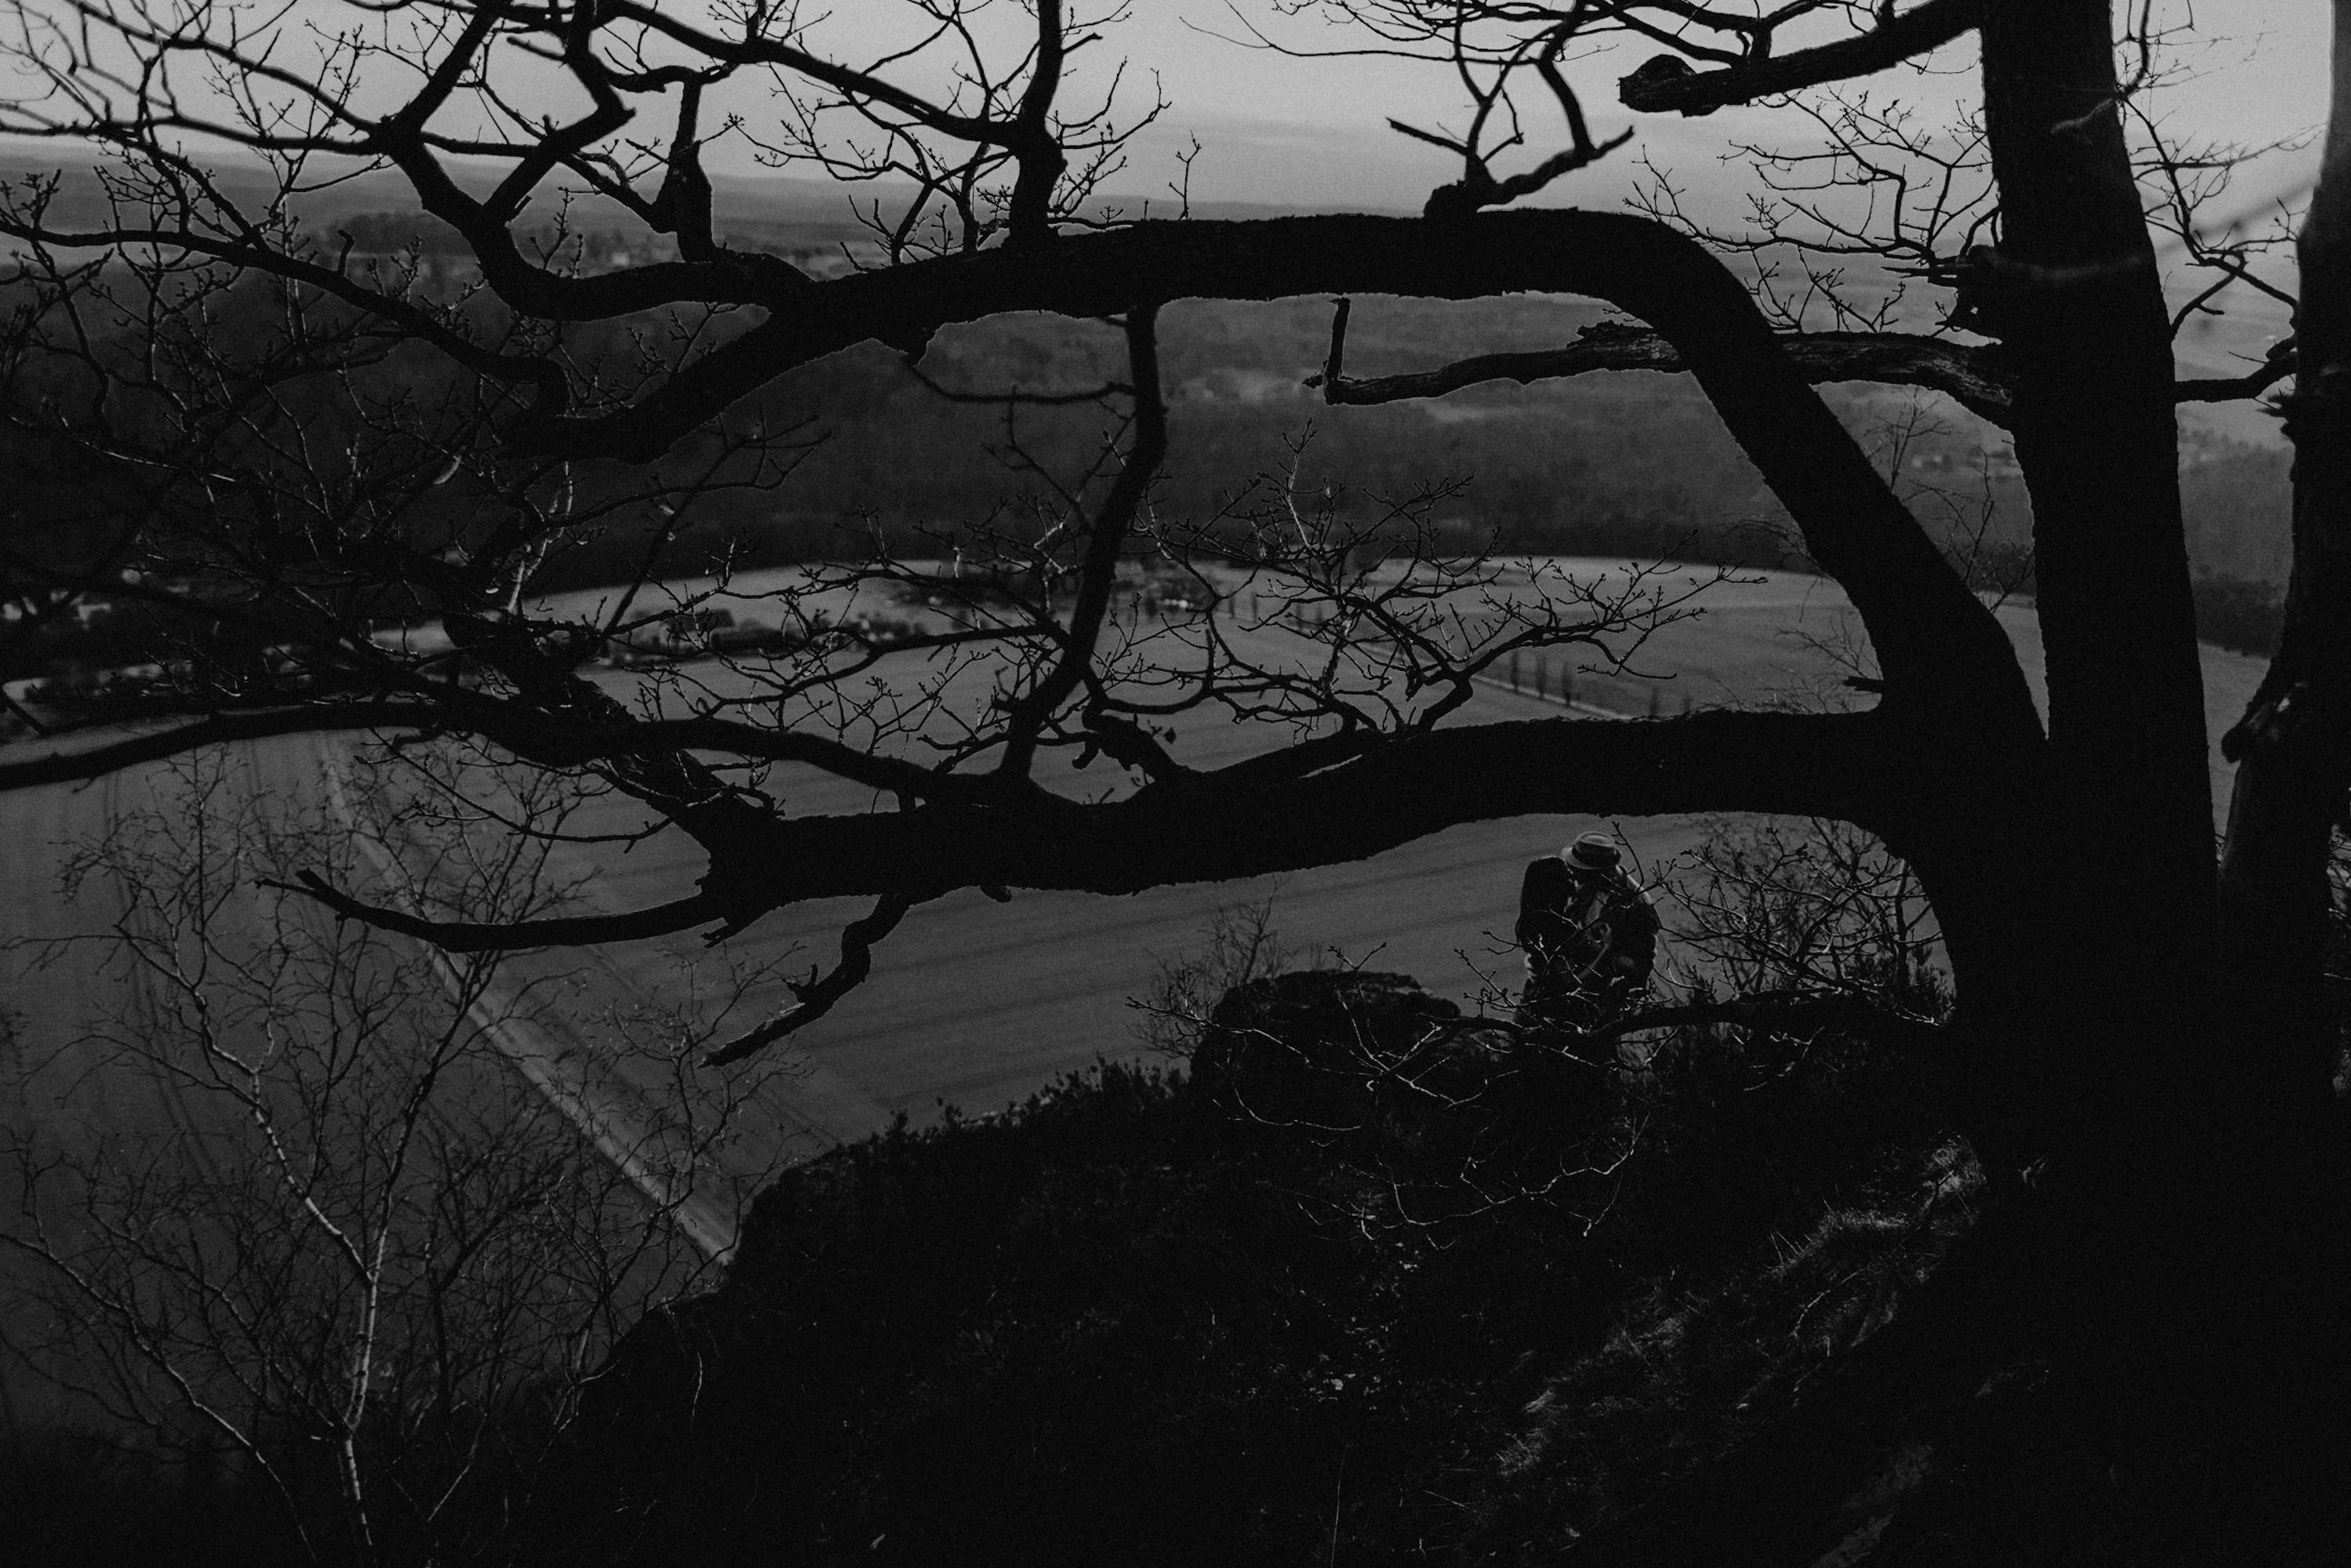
[1515,832,1661,1031]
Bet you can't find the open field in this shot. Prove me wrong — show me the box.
[2,562,2270,1273]
[468,561,2268,1172]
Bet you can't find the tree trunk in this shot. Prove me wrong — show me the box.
[1605,16,2351,1555]
[1977,0,2219,1160]
[1843,12,2349,1559]
[2219,0,2351,1127]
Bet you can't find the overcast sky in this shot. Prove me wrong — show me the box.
[2,2,2331,217]
[1079,2,2337,212]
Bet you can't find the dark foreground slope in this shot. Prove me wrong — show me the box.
[532,971,1973,1567]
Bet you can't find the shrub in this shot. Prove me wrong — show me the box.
[539,896,1974,1565]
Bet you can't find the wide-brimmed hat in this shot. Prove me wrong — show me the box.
[1563,833,1623,873]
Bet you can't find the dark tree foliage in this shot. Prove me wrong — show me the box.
[539,971,1967,1566]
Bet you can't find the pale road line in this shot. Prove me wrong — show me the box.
[317,757,739,1263]
[1469,666,1624,719]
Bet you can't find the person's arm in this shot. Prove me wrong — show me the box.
[1608,889,1661,982]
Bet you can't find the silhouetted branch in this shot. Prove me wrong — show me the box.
[0,705,451,792]
[998,305,1167,778]
[701,708,1914,906]
[704,893,922,1064]
[269,871,729,953]
[2174,339,2299,408]
[1313,315,2020,424]
[1618,0,1982,117]
[501,209,2028,730]
[1313,314,2287,427]
[1417,32,1634,220]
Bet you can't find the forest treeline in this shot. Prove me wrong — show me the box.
[539,293,2295,588]
[430,289,2302,669]
[2,250,2296,677]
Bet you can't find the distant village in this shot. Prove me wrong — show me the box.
[325,208,884,288]
[0,559,1221,740]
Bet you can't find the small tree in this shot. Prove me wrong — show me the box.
[2,747,784,1562]
[1670,813,1949,1020]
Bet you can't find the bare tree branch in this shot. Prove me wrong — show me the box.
[704,894,924,1065]
[998,305,1167,777]
[0,704,452,792]
[267,870,730,953]
[700,708,1910,906]
[1312,314,2021,424]
[2175,340,2300,408]
[499,210,2029,734]
[231,709,1905,937]
[1618,0,1983,116]
[1312,314,2290,426]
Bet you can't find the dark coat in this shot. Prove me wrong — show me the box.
[1516,855,1660,1024]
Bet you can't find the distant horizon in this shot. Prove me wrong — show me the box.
[1,4,2327,218]
[2,5,2315,452]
